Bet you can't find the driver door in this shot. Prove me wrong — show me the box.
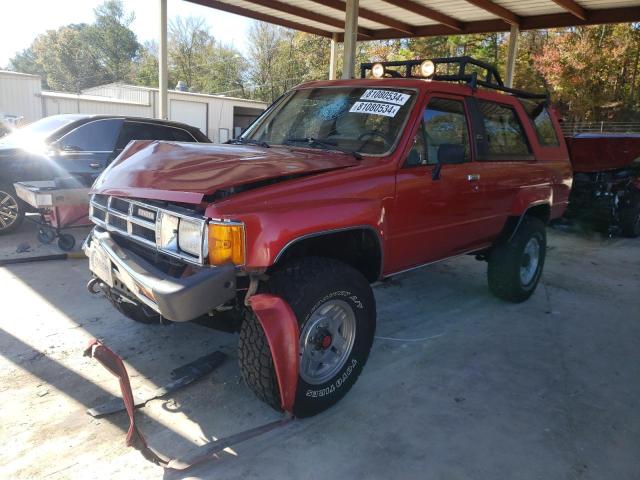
[388,94,486,271]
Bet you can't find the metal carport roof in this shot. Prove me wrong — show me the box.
[155,0,640,118]
[185,0,640,40]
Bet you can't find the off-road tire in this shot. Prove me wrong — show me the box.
[620,191,640,238]
[238,257,376,417]
[488,216,547,303]
[106,289,161,324]
[0,183,24,235]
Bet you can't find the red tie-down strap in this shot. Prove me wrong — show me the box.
[83,339,169,466]
[83,330,296,471]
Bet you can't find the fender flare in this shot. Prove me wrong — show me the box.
[507,201,551,242]
[272,225,385,280]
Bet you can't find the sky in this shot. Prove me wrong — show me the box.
[0,0,253,68]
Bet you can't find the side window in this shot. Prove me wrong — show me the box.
[423,98,470,165]
[58,119,122,152]
[477,100,531,159]
[168,127,197,142]
[116,122,157,150]
[532,107,559,147]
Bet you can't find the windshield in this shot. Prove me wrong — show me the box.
[242,87,416,155]
[0,116,81,147]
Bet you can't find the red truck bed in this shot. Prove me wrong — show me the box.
[565,133,640,173]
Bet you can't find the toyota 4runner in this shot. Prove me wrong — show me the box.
[84,57,573,417]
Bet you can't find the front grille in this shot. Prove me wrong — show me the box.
[92,207,106,222]
[110,197,130,214]
[132,223,156,243]
[93,194,108,207]
[89,194,207,265]
[108,214,128,232]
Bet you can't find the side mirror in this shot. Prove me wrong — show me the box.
[432,144,465,181]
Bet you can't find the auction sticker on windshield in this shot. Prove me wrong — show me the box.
[360,89,411,106]
[350,101,400,117]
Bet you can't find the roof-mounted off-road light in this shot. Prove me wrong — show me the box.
[371,63,385,79]
[420,60,435,78]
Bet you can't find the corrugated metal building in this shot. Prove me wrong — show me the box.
[0,71,43,123]
[0,72,267,142]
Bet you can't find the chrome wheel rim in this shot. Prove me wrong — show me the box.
[0,190,19,230]
[520,237,541,286]
[299,299,356,385]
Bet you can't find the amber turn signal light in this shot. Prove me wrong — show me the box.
[208,222,245,265]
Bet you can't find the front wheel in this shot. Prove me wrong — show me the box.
[488,216,547,303]
[238,257,376,417]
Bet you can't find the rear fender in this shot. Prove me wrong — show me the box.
[509,186,553,217]
[249,294,299,413]
[503,187,553,242]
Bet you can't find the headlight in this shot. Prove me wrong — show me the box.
[157,212,179,250]
[178,219,203,257]
[208,222,245,265]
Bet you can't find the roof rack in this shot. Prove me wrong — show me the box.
[360,56,548,101]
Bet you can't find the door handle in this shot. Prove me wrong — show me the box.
[89,163,101,169]
[467,174,481,181]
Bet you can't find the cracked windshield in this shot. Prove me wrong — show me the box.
[242,87,415,155]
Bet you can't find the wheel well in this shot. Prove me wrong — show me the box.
[500,204,551,242]
[273,228,382,283]
[525,204,551,225]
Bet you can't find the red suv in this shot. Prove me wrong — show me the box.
[84,57,572,417]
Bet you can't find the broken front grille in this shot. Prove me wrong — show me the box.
[89,195,209,266]
[90,195,157,248]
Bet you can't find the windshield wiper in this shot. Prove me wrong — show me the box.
[285,137,362,160]
[227,138,270,148]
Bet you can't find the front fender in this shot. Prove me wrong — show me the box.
[216,197,388,268]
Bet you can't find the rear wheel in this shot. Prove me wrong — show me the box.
[488,216,547,303]
[620,191,640,238]
[238,257,376,417]
[0,183,23,235]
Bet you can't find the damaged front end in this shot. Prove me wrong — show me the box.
[84,194,245,323]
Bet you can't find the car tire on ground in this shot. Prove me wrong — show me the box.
[488,216,547,303]
[238,257,376,417]
[0,183,24,235]
[620,191,640,238]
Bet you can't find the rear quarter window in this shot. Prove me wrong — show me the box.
[477,100,531,161]
[531,108,560,147]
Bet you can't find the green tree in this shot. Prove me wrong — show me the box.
[8,0,139,91]
[31,25,107,92]
[86,0,140,83]
[132,41,159,87]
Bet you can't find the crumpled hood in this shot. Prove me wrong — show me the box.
[91,140,359,204]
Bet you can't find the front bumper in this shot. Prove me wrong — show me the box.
[84,228,236,322]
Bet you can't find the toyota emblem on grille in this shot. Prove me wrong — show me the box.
[137,208,155,221]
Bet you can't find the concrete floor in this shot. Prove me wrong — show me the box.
[0,223,639,480]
